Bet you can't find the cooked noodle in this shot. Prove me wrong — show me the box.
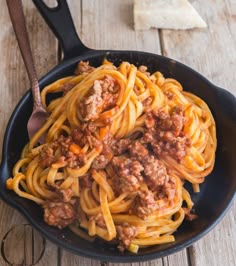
[6,60,216,253]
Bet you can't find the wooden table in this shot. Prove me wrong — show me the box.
[0,0,235,265]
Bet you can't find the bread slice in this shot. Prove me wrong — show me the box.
[134,0,207,30]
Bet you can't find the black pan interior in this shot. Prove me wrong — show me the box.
[0,50,236,262]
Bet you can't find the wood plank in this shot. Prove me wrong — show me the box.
[67,0,82,37]
[81,0,160,53]
[60,254,102,266]
[1,223,46,265]
[0,0,59,265]
[162,250,189,266]
[0,203,59,266]
[160,0,236,95]
[160,0,236,265]
[2,223,26,265]
[188,203,236,266]
[107,260,163,266]
[1,0,234,266]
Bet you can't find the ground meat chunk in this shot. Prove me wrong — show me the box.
[81,80,104,121]
[88,137,103,152]
[128,141,149,161]
[96,75,119,112]
[90,213,106,228]
[39,122,104,170]
[102,142,113,158]
[117,174,140,193]
[143,107,191,162]
[116,223,137,252]
[80,174,93,188]
[58,135,72,151]
[66,151,82,168]
[143,155,169,189]
[100,75,119,94]
[111,138,131,155]
[164,176,177,201]
[155,176,177,202]
[112,157,144,193]
[39,133,87,169]
[39,146,55,168]
[61,82,75,95]
[165,91,174,100]
[74,61,95,75]
[85,122,97,133]
[153,106,184,138]
[60,189,73,202]
[183,208,198,221]
[102,92,118,111]
[71,128,87,147]
[71,126,102,150]
[58,136,85,168]
[44,201,76,229]
[80,76,119,122]
[141,132,154,143]
[138,65,150,76]
[142,96,153,106]
[171,106,185,135]
[145,111,156,129]
[131,190,158,219]
[40,138,70,168]
[152,136,191,162]
[138,65,148,73]
[92,154,110,169]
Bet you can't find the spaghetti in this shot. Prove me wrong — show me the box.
[6,60,216,253]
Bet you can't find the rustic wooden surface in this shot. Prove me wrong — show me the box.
[0,0,235,265]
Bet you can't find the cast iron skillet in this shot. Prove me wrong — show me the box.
[0,0,236,262]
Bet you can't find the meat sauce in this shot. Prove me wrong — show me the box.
[39,63,192,249]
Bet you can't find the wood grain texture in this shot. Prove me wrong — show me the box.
[161,0,236,265]
[81,0,160,53]
[162,250,189,266]
[0,0,58,265]
[60,250,101,266]
[161,0,236,95]
[107,261,163,266]
[188,203,236,266]
[0,0,235,265]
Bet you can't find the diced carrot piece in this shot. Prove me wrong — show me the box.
[69,143,82,155]
[99,126,108,140]
[6,178,14,190]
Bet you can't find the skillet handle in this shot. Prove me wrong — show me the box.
[32,0,90,60]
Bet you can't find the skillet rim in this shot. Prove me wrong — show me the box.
[0,49,236,262]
